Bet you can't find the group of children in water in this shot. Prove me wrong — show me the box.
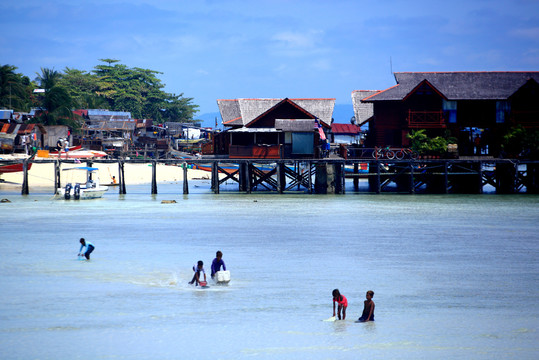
[77,239,374,322]
[332,289,375,322]
[188,250,226,286]
[76,239,226,286]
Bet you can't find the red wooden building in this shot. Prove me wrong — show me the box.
[356,72,539,156]
[216,98,335,159]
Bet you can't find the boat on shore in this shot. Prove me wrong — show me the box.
[0,162,32,174]
[55,167,108,200]
[48,147,108,159]
[48,145,83,155]
[0,152,36,175]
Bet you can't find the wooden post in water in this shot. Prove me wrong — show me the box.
[353,163,359,190]
[238,162,245,192]
[376,161,381,194]
[444,161,449,194]
[296,162,300,191]
[151,160,158,194]
[477,161,483,194]
[246,163,251,194]
[212,161,220,194]
[308,161,312,194]
[276,161,283,194]
[21,159,29,195]
[409,162,415,194]
[183,163,189,194]
[54,160,61,193]
[119,161,126,194]
[342,162,346,194]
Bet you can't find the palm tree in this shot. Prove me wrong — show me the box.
[32,68,76,126]
[35,67,62,90]
[0,64,28,110]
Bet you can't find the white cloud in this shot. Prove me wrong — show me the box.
[270,29,326,57]
[510,27,539,39]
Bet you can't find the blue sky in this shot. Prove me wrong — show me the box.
[2,0,538,121]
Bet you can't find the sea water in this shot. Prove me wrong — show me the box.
[0,180,538,359]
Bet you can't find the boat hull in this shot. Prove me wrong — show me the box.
[57,186,108,200]
[0,162,32,174]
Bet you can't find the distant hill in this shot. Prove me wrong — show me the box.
[195,103,356,129]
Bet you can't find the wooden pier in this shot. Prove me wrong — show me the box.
[3,158,539,195]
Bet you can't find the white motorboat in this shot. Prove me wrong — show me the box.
[56,167,108,200]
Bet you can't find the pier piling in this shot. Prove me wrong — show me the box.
[151,160,158,194]
[183,163,189,194]
[21,159,29,195]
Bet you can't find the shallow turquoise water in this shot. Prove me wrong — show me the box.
[1,182,538,359]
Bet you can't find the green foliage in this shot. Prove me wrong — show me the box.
[407,129,454,156]
[502,125,539,158]
[32,68,79,127]
[1,61,199,125]
[0,64,33,111]
[57,68,107,109]
[92,60,198,122]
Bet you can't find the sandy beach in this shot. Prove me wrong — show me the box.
[0,155,210,187]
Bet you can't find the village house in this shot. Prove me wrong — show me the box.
[355,72,539,157]
[216,98,335,159]
[330,123,363,145]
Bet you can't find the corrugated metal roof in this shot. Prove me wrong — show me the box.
[87,109,132,117]
[331,123,361,134]
[228,127,280,133]
[83,121,136,131]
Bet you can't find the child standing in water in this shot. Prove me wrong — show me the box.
[332,289,348,320]
[189,260,207,286]
[78,238,95,260]
[211,250,226,279]
[357,290,375,322]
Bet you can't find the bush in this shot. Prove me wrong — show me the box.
[407,129,453,156]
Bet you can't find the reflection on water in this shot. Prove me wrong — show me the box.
[0,183,538,359]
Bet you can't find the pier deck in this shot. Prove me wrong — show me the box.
[3,158,538,195]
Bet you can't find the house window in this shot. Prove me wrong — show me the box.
[496,101,510,123]
[292,133,314,154]
[443,100,457,124]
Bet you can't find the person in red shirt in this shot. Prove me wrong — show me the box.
[332,289,348,320]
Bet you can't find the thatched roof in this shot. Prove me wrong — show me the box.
[351,90,379,125]
[275,119,316,132]
[362,72,539,102]
[217,98,335,127]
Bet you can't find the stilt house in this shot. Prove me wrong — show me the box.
[217,98,335,159]
[355,72,539,157]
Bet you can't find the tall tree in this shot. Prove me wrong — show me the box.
[35,67,61,90]
[0,64,31,111]
[92,60,198,122]
[32,68,77,126]
[58,67,108,109]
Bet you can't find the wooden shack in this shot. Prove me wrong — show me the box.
[216,98,334,159]
[356,72,539,157]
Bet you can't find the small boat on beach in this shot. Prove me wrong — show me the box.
[0,152,36,175]
[49,148,108,159]
[0,162,32,174]
[56,167,108,200]
[48,145,83,155]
